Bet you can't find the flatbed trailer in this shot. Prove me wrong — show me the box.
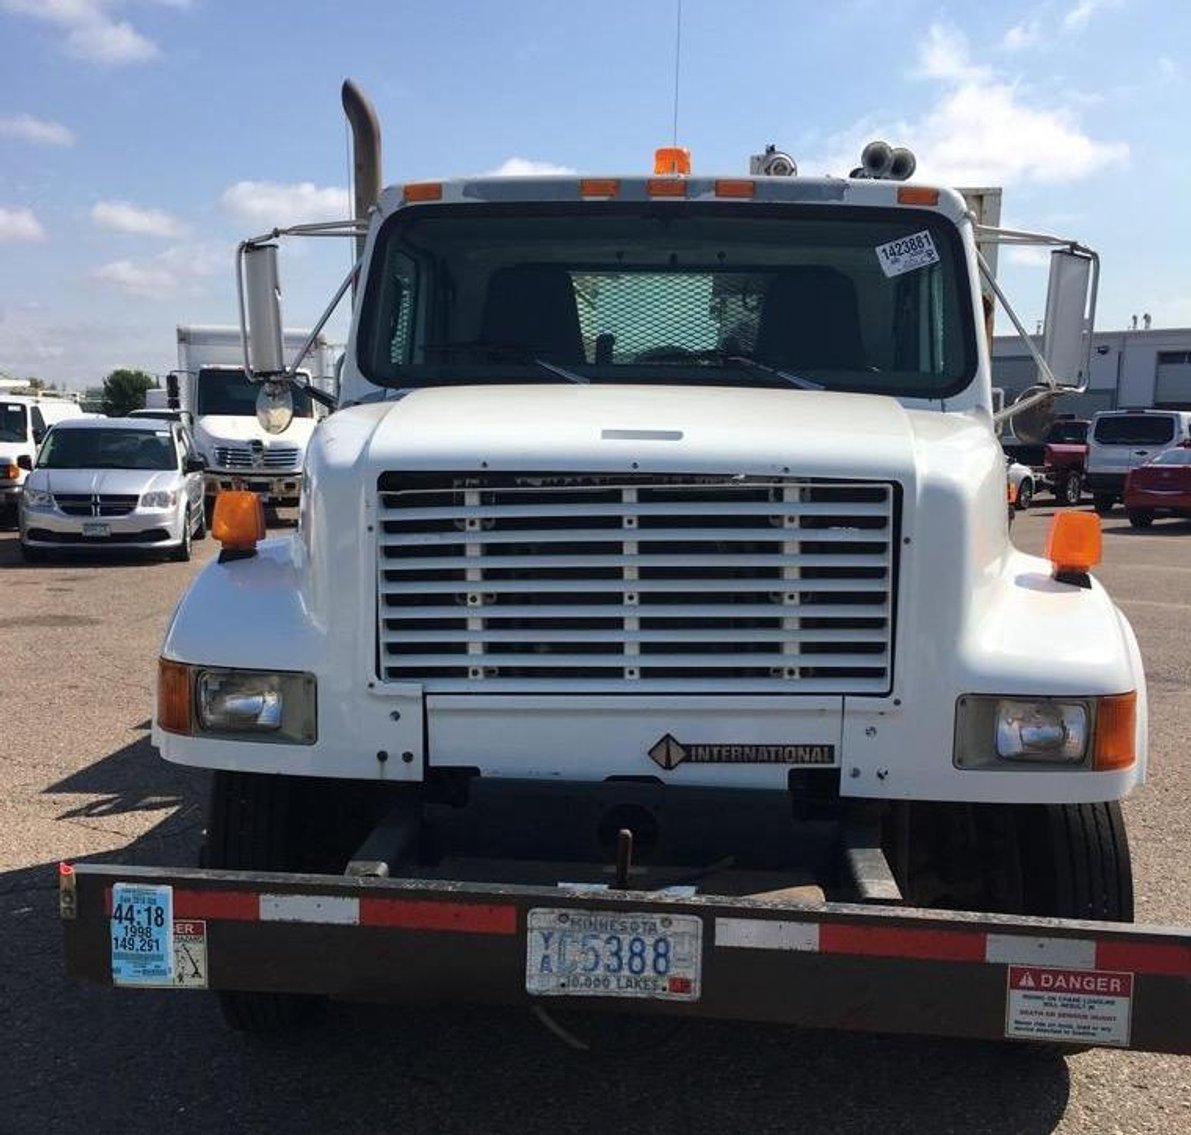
[60,860,1191,1054]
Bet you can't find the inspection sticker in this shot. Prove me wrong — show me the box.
[110,882,174,986]
[874,230,940,278]
[1005,965,1132,1047]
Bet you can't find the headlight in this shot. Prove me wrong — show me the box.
[955,693,1136,771]
[22,487,54,508]
[140,489,178,509]
[195,669,316,741]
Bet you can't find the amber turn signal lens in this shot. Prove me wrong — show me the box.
[157,658,191,736]
[212,490,266,552]
[3,463,19,480]
[404,181,443,202]
[1093,692,1136,771]
[897,186,940,205]
[1046,510,1102,573]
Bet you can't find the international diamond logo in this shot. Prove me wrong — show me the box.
[648,733,687,771]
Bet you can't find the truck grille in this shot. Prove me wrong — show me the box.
[212,445,301,471]
[53,493,139,517]
[376,473,897,694]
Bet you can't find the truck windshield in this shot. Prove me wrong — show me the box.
[37,428,178,470]
[195,368,314,418]
[358,202,976,397]
[0,402,27,443]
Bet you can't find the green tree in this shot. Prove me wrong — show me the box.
[24,376,45,392]
[102,369,157,416]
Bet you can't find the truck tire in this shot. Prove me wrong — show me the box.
[1057,469,1082,506]
[193,502,207,540]
[1016,802,1133,922]
[1093,493,1115,515]
[204,771,323,1033]
[18,540,47,563]
[1127,509,1154,529]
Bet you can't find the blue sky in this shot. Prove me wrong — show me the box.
[0,0,1186,389]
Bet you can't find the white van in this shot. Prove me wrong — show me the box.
[0,394,86,523]
[1085,408,1191,513]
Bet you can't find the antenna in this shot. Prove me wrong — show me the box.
[671,0,683,146]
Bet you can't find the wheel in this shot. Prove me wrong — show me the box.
[18,541,47,563]
[1015,802,1133,922]
[1093,493,1115,515]
[889,800,1132,921]
[1127,509,1154,529]
[205,772,324,1034]
[1014,478,1034,511]
[203,495,216,528]
[170,508,193,561]
[193,501,207,540]
[1057,469,1082,506]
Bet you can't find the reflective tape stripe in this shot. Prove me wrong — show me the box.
[260,894,360,925]
[360,898,517,935]
[173,890,260,921]
[986,934,1096,969]
[715,918,820,952]
[820,923,986,963]
[1096,940,1191,977]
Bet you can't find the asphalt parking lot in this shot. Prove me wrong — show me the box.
[3,504,1189,1134]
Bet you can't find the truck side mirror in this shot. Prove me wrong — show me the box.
[243,243,286,377]
[17,455,32,471]
[1040,249,1095,388]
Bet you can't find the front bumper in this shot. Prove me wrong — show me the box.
[20,505,186,549]
[205,471,302,502]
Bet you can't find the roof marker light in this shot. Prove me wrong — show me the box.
[654,147,691,175]
[404,182,443,203]
[897,186,940,206]
[580,178,621,198]
[715,179,756,198]
[647,179,687,198]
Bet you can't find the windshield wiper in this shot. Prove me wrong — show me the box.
[421,340,588,385]
[727,356,823,391]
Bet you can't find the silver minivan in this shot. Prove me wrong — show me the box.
[18,417,206,562]
[1085,409,1191,513]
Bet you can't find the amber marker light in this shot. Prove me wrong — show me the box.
[653,147,691,175]
[580,179,620,198]
[897,186,940,206]
[3,463,18,480]
[647,179,687,198]
[1045,510,1102,575]
[212,490,266,556]
[715,179,756,198]
[404,182,443,202]
[1093,692,1137,771]
[157,658,192,736]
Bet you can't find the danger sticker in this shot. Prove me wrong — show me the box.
[1005,965,1132,1047]
[172,920,208,989]
[874,230,940,277]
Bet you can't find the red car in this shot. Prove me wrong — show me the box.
[1124,444,1191,528]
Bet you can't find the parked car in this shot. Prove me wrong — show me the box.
[1086,408,1191,514]
[18,417,206,562]
[1002,417,1087,505]
[1123,444,1191,528]
[0,393,87,526]
[1006,458,1034,510]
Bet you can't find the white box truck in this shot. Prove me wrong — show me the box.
[59,85,1191,1056]
[174,325,335,517]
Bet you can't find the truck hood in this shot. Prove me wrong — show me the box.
[30,468,177,495]
[361,384,921,478]
[193,415,317,446]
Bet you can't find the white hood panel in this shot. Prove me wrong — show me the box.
[363,385,919,479]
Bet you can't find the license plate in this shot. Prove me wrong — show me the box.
[82,521,110,537]
[525,908,702,1001]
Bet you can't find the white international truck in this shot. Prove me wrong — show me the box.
[60,84,1191,1054]
[173,325,335,518]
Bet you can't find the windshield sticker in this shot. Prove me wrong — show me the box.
[875,231,940,278]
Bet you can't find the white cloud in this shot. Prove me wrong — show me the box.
[482,158,578,177]
[91,258,175,295]
[91,199,185,237]
[89,240,229,298]
[0,0,170,65]
[220,180,350,226]
[0,113,75,146]
[1001,18,1042,52]
[0,206,45,242]
[803,24,1127,188]
[1062,0,1120,32]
